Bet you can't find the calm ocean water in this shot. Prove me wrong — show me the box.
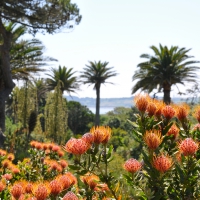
[89,107,114,114]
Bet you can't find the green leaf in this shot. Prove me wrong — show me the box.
[68,164,81,170]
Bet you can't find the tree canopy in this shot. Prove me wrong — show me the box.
[0,0,81,133]
[0,0,81,34]
[132,44,200,104]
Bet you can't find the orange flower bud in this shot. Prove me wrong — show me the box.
[167,124,179,139]
[152,154,173,173]
[123,158,142,173]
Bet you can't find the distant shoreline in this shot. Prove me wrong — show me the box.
[65,95,191,108]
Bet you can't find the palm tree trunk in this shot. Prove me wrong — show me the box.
[95,85,100,126]
[0,19,15,146]
[163,85,171,104]
[0,18,15,145]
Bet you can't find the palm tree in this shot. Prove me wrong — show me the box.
[0,22,53,140]
[2,23,53,81]
[46,65,80,94]
[80,61,118,126]
[132,44,200,104]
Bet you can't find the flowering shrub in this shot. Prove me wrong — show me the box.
[0,93,200,199]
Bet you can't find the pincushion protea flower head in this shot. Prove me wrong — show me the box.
[167,124,179,139]
[193,123,200,131]
[143,129,163,150]
[64,172,77,185]
[134,93,150,113]
[0,149,7,156]
[80,173,99,190]
[82,133,94,144]
[64,138,91,155]
[7,153,15,161]
[2,173,12,181]
[193,105,200,123]
[63,191,78,200]
[90,126,112,144]
[175,103,190,121]
[49,179,63,196]
[178,138,199,156]
[162,105,175,120]
[57,174,71,190]
[146,101,157,117]
[152,154,173,173]
[154,99,165,119]
[123,158,142,173]
[32,182,50,200]
[10,182,24,199]
[0,180,6,192]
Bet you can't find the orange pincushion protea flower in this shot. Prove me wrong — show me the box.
[58,175,71,190]
[134,93,150,113]
[63,191,78,200]
[82,133,94,144]
[2,159,12,168]
[80,173,99,190]
[154,99,165,118]
[64,172,77,185]
[193,123,200,131]
[178,138,199,156]
[167,124,179,139]
[2,173,12,181]
[152,154,173,173]
[193,105,200,123]
[0,181,6,192]
[64,138,91,155]
[10,182,24,199]
[49,179,63,196]
[123,158,142,173]
[94,183,109,192]
[52,144,61,152]
[0,149,7,156]
[90,126,112,144]
[7,153,15,161]
[143,129,163,150]
[44,159,62,172]
[32,182,50,200]
[59,159,68,169]
[25,182,33,194]
[146,101,157,117]
[162,105,175,120]
[175,103,190,121]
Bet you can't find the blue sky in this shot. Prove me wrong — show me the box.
[33,0,200,98]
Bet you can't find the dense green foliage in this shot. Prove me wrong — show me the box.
[67,101,94,135]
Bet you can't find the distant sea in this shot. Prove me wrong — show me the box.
[89,107,115,114]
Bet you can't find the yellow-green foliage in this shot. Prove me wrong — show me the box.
[44,83,68,144]
[11,82,37,127]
